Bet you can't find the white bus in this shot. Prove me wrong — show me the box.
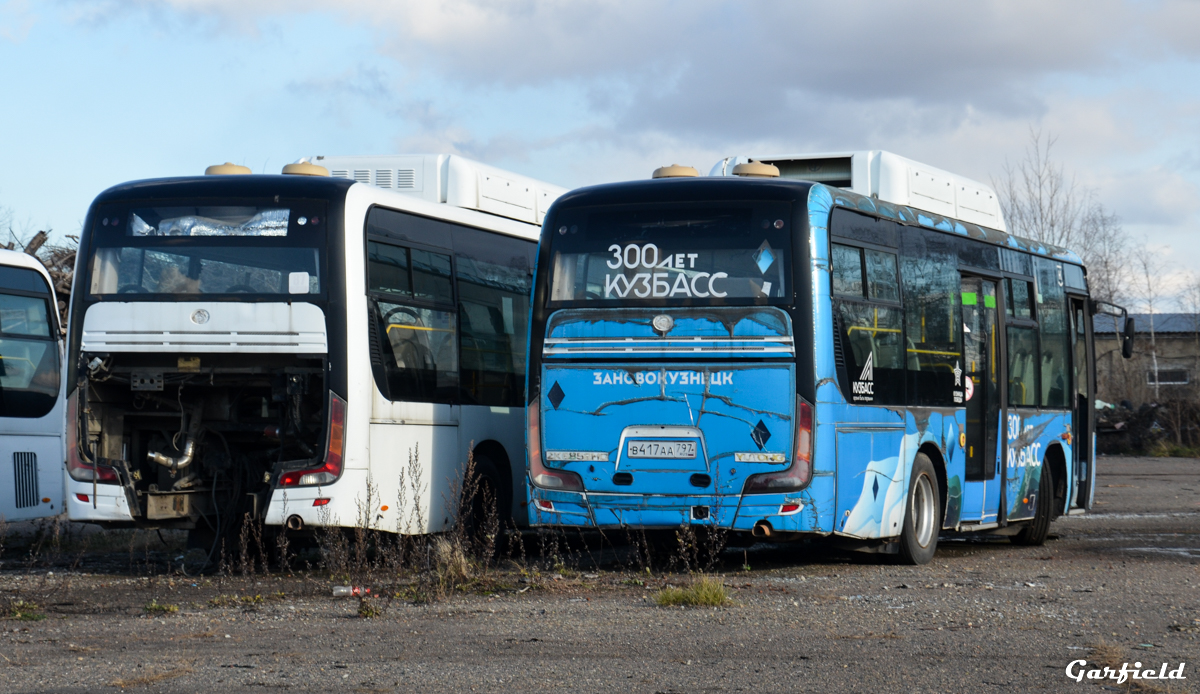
[0,249,65,522]
[65,154,566,543]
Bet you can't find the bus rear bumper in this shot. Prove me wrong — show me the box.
[67,480,135,522]
[528,487,815,533]
[731,496,810,533]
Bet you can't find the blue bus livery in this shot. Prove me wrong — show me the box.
[525,167,1121,564]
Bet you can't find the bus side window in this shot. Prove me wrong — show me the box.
[454,233,532,408]
[0,269,60,418]
[830,239,904,405]
[1007,325,1038,406]
[367,239,459,404]
[1006,277,1034,320]
[900,227,961,407]
[864,249,899,302]
[831,243,864,297]
[1036,258,1069,408]
[1004,268,1041,407]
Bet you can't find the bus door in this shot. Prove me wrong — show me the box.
[1068,296,1095,509]
[960,276,1002,522]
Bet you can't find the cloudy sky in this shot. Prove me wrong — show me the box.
[2,0,1199,300]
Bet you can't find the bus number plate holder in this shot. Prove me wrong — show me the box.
[627,440,697,459]
[130,371,164,391]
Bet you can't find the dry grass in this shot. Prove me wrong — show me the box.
[142,599,178,616]
[654,576,731,607]
[109,665,194,688]
[1087,641,1168,693]
[208,592,280,608]
[1089,640,1126,669]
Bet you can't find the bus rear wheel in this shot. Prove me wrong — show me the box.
[898,453,940,565]
[1011,463,1053,546]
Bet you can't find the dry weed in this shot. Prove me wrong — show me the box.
[109,665,194,688]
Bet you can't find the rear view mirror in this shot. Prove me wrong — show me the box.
[1122,317,1136,359]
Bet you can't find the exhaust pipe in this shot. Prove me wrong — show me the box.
[286,515,304,531]
[752,520,773,539]
[148,403,204,473]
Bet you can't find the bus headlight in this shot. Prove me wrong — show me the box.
[527,392,583,491]
[742,396,813,494]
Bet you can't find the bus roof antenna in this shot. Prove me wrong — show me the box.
[205,162,252,175]
[732,160,780,178]
[282,162,331,177]
[652,164,699,179]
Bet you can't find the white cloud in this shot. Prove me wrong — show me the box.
[48,0,1200,283]
[0,0,37,42]
[66,0,1200,151]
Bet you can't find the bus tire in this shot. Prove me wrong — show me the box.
[1011,463,1053,546]
[898,453,940,565]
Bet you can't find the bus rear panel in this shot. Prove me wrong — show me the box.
[65,176,349,536]
[527,182,819,535]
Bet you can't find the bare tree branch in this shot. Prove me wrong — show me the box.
[1133,241,1166,401]
[993,128,1131,305]
[0,202,75,323]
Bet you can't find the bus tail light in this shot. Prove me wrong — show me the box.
[65,390,118,484]
[279,392,346,487]
[742,396,813,494]
[527,394,583,492]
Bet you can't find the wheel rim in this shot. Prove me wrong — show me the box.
[911,473,936,548]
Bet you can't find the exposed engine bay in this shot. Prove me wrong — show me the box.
[73,352,328,539]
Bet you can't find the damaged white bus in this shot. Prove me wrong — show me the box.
[0,249,65,522]
[66,155,566,547]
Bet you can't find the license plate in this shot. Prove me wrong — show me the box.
[626,440,697,459]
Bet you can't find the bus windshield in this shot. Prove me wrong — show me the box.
[87,200,325,296]
[548,202,792,304]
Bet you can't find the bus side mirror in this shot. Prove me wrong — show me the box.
[1122,317,1136,359]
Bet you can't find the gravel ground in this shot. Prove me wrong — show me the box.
[1,455,1197,693]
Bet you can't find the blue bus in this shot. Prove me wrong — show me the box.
[524,153,1132,564]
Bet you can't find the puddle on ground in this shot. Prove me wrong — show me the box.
[1062,512,1200,520]
[1116,547,1200,558]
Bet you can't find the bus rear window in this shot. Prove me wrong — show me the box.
[126,206,291,236]
[89,247,320,295]
[87,199,327,297]
[548,203,791,303]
